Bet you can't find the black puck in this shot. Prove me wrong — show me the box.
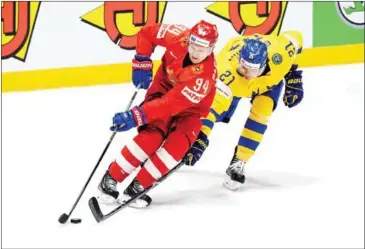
[71,218,82,224]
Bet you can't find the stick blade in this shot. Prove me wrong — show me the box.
[88,197,104,223]
[58,213,69,224]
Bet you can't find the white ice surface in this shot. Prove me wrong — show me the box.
[2,64,364,248]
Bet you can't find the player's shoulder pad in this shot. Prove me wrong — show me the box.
[156,24,189,39]
[215,80,233,99]
[280,30,303,53]
[267,42,291,68]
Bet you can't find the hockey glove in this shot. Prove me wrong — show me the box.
[283,69,304,108]
[110,106,147,132]
[185,131,209,166]
[132,55,153,90]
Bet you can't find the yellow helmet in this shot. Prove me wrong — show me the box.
[280,30,303,53]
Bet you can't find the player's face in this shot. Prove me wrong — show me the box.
[238,58,264,80]
[188,43,212,64]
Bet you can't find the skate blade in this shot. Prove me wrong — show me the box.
[118,194,149,209]
[223,175,242,191]
[96,191,118,205]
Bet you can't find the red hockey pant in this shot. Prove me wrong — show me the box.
[109,115,202,188]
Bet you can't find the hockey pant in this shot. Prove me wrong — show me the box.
[109,115,201,188]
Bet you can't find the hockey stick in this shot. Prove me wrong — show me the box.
[58,86,141,224]
[89,159,186,223]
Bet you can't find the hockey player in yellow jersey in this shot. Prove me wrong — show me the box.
[184,31,304,190]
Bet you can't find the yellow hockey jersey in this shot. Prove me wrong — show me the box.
[201,31,303,136]
[213,31,303,113]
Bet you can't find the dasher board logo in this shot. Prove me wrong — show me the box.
[1,1,41,61]
[206,2,288,35]
[81,1,167,50]
[337,1,364,28]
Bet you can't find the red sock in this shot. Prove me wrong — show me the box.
[108,161,129,182]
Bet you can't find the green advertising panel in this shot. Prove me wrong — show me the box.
[313,1,364,47]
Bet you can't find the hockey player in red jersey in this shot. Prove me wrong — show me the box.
[97,20,219,207]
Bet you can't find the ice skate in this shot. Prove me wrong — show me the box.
[223,155,246,191]
[97,169,120,204]
[119,178,152,208]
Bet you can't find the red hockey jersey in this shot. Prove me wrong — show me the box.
[135,24,217,122]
